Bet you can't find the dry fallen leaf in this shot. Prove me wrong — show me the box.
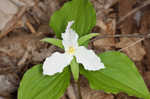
[94,18,116,51]
[93,38,115,51]
[0,0,35,32]
[0,0,18,30]
[0,75,17,94]
[116,38,146,61]
[0,53,18,96]
[119,0,136,34]
[80,77,114,99]
[144,72,150,89]
[139,9,150,70]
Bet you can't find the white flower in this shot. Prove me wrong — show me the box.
[43,21,105,75]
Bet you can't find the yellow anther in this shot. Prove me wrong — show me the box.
[68,47,75,54]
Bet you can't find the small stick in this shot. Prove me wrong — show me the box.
[117,0,150,25]
[0,7,27,39]
[91,33,149,52]
[17,51,29,66]
[91,33,150,42]
[118,38,145,51]
[26,20,36,34]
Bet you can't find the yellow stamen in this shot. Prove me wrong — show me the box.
[68,47,75,54]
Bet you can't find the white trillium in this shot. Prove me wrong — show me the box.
[43,21,105,75]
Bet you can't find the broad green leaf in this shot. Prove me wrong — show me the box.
[70,57,79,82]
[78,33,99,46]
[50,0,96,38]
[80,51,150,99]
[41,38,63,49]
[18,64,70,99]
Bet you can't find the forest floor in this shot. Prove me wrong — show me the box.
[0,0,150,99]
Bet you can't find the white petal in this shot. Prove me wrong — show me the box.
[66,21,74,33]
[75,46,105,71]
[62,21,79,51]
[43,52,73,75]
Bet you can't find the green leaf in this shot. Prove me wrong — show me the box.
[41,38,63,49]
[80,51,150,99]
[50,0,96,38]
[18,64,70,99]
[70,57,79,82]
[78,33,99,46]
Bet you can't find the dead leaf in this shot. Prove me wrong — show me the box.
[119,0,136,34]
[0,75,17,94]
[0,0,18,30]
[116,93,137,99]
[116,38,146,61]
[80,77,114,99]
[139,8,150,70]
[94,18,116,51]
[144,72,150,89]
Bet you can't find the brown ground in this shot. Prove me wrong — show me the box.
[0,0,150,99]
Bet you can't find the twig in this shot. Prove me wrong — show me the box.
[91,33,150,42]
[26,20,36,34]
[0,7,27,39]
[17,51,30,66]
[117,0,150,25]
[91,33,150,52]
[118,38,145,51]
[17,42,33,67]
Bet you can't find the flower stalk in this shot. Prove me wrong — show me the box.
[76,80,82,99]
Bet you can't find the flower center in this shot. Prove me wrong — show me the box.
[68,47,75,55]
